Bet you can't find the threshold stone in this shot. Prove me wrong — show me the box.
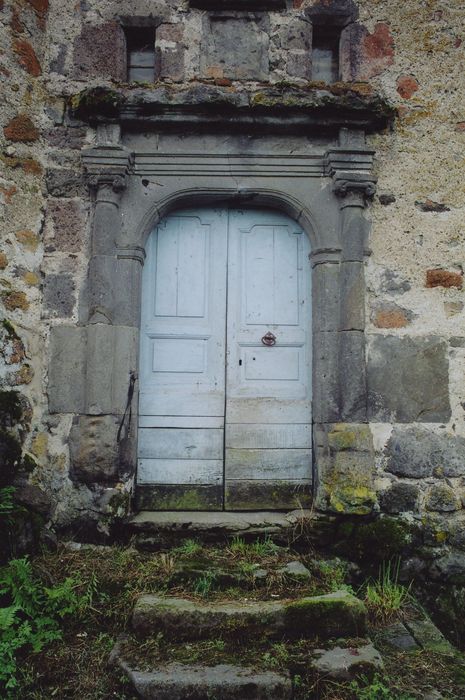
[127,510,313,546]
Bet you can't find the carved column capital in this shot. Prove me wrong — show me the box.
[325,148,377,207]
[82,143,134,196]
[332,173,377,203]
[87,172,128,194]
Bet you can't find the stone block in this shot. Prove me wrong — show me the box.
[385,428,465,479]
[380,482,419,514]
[45,169,86,197]
[311,643,383,681]
[73,21,126,81]
[43,274,75,318]
[4,114,39,142]
[426,485,461,513]
[85,324,139,415]
[201,16,269,81]
[328,452,377,515]
[313,331,340,422]
[13,37,41,76]
[112,657,292,700]
[341,22,394,81]
[286,51,312,79]
[132,590,366,641]
[340,262,365,331]
[339,330,367,422]
[371,302,414,329]
[426,269,463,289]
[326,423,372,452]
[46,199,87,253]
[48,326,86,413]
[44,127,87,150]
[86,255,142,327]
[312,263,339,332]
[69,414,121,484]
[14,483,51,515]
[367,336,450,423]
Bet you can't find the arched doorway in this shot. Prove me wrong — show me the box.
[137,206,313,510]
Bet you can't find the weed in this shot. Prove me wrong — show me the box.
[262,642,289,669]
[157,553,176,578]
[350,674,416,700]
[193,571,217,597]
[316,558,348,592]
[364,560,412,623]
[172,539,203,556]
[228,536,279,560]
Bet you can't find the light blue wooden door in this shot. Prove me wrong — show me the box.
[225,209,312,509]
[137,208,312,511]
[137,209,228,510]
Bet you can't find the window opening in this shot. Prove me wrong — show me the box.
[126,27,156,82]
[311,25,340,83]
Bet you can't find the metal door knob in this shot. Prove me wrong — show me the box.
[261,332,276,346]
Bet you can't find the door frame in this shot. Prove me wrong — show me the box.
[51,137,378,516]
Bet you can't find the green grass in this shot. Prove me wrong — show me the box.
[172,539,203,556]
[228,535,279,560]
[364,560,412,623]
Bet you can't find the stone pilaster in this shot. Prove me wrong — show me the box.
[326,150,377,423]
[59,138,139,487]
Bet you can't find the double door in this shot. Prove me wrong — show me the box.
[137,208,312,510]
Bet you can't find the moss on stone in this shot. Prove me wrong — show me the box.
[329,485,377,516]
[285,591,367,639]
[335,516,415,564]
[70,86,125,119]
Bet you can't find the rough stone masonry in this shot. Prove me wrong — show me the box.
[0,0,465,590]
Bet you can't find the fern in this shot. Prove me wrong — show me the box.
[0,487,16,522]
[0,556,90,695]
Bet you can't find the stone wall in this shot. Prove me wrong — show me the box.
[0,0,464,575]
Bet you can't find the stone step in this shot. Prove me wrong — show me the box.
[132,589,367,641]
[125,509,313,549]
[113,657,292,700]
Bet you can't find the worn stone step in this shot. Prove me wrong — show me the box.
[132,589,366,641]
[114,657,292,700]
[125,509,313,549]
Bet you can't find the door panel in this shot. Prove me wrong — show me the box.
[225,209,312,510]
[137,210,228,510]
[137,207,312,511]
